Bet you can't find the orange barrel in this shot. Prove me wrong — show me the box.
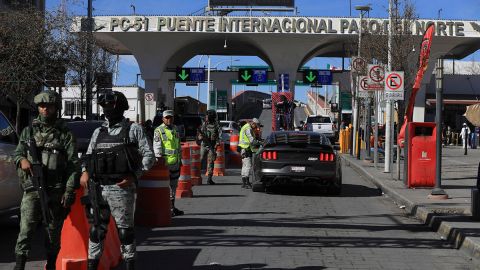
[229,134,239,152]
[212,142,225,176]
[135,159,171,227]
[190,144,202,185]
[56,187,121,270]
[176,145,193,198]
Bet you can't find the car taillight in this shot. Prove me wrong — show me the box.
[319,152,335,162]
[262,151,278,160]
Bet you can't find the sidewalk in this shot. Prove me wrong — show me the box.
[341,146,480,261]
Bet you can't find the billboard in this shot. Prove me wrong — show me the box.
[209,0,294,7]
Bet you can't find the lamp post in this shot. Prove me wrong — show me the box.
[353,5,371,160]
[385,0,394,173]
[206,57,240,111]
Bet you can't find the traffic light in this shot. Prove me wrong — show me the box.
[176,67,191,82]
[238,68,253,83]
[302,70,317,84]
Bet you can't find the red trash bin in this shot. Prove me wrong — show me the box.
[407,122,436,188]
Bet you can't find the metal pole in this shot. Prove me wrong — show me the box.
[465,129,468,155]
[365,92,372,160]
[385,0,393,173]
[207,56,211,110]
[431,58,447,198]
[353,10,364,159]
[85,0,93,120]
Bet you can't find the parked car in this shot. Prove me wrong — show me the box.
[65,120,104,155]
[304,115,337,140]
[0,111,22,216]
[219,120,241,142]
[251,131,341,194]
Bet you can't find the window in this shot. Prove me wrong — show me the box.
[64,100,85,116]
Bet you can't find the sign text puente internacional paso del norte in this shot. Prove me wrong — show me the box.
[91,16,480,37]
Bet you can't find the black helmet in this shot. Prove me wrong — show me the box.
[206,109,216,120]
[98,91,129,111]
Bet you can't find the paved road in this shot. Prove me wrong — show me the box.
[0,165,474,269]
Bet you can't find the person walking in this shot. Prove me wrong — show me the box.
[461,123,471,148]
[153,110,184,216]
[238,118,264,188]
[197,109,220,185]
[13,90,80,270]
[80,91,155,270]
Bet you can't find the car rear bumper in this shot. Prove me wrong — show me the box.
[257,167,337,187]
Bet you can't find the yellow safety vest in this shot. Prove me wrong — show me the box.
[239,123,253,151]
[155,124,180,165]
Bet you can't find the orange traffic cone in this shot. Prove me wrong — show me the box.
[56,186,121,270]
[212,142,225,176]
[135,159,171,227]
[229,134,239,153]
[190,144,202,185]
[176,145,193,198]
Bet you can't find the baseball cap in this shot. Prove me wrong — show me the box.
[252,118,261,125]
[163,110,174,118]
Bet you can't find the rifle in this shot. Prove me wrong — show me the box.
[27,128,52,241]
[196,127,216,148]
[81,152,103,229]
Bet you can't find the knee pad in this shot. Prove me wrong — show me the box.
[118,228,135,245]
[89,225,107,243]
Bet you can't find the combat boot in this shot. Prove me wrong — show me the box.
[125,259,135,270]
[14,255,26,270]
[171,199,184,217]
[245,177,252,189]
[207,175,215,185]
[45,253,57,270]
[87,259,100,270]
[241,177,247,188]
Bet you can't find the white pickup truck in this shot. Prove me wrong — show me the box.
[304,115,337,140]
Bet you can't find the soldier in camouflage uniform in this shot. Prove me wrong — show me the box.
[197,109,220,185]
[79,91,154,270]
[13,90,80,270]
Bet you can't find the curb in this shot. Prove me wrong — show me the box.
[341,154,480,262]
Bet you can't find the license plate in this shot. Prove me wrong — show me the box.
[291,166,305,172]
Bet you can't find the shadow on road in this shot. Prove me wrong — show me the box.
[263,183,381,198]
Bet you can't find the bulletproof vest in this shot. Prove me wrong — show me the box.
[202,123,218,142]
[92,122,138,181]
[29,124,67,180]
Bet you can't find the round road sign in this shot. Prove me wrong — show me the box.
[386,73,403,91]
[368,65,385,83]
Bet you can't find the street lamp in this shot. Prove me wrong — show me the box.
[352,5,371,160]
[206,57,240,110]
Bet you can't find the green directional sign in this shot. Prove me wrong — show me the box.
[176,68,190,82]
[302,70,317,84]
[238,68,253,83]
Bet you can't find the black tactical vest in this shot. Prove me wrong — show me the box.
[92,122,139,183]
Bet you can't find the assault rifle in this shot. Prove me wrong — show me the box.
[196,127,217,148]
[80,152,104,237]
[27,131,52,241]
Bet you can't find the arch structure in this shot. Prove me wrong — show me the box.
[76,15,480,119]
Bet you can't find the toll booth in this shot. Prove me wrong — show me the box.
[407,122,436,188]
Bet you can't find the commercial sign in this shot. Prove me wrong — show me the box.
[97,16,474,38]
[384,71,404,100]
[238,68,268,84]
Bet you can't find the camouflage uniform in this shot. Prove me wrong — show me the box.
[199,120,220,183]
[84,117,155,263]
[14,91,80,270]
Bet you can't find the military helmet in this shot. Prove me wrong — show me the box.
[34,90,62,109]
[98,91,129,111]
[206,109,216,120]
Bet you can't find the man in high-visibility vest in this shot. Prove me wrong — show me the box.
[238,118,263,188]
[153,110,184,217]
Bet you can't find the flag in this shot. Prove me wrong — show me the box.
[398,24,435,147]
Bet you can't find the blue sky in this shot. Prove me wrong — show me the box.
[47,0,480,103]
